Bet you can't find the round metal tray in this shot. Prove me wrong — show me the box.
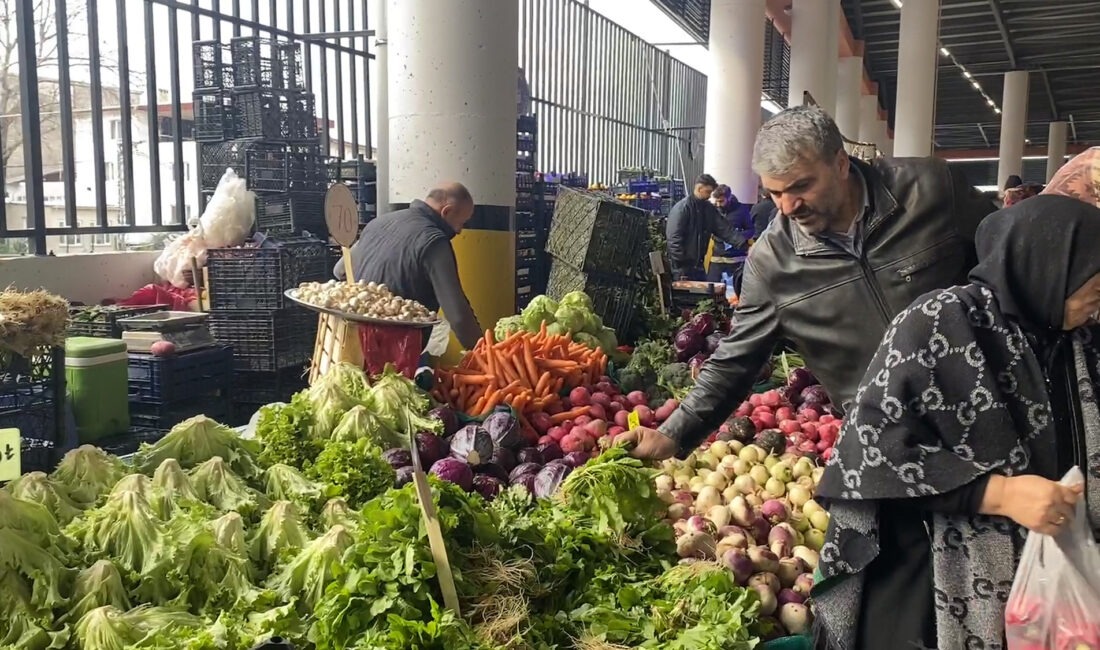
[283,290,441,329]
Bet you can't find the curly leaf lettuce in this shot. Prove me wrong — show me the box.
[266,524,354,611]
[51,444,125,505]
[136,415,261,478]
[254,393,323,470]
[307,439,395,507]
[63,559,132,623]
[250,501,310,570]
[264,463,324,508]
[65,489,170,577]
[188,456,270,519]
[6,471,84,524]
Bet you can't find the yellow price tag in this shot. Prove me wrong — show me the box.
[0,429,21,482]
[627,411,640,430]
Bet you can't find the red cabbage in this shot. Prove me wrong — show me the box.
[483,411,521,449]
[428,406,460,437]
[429,458,473,491]
[449,425,494,465]
[787,368,818,393]
[515,447,542,465]
[382,448,413,469]
[689,312,716,336]
[674,329,704,362]
[533,463,570,498]
[562,451,590,468]
[704,332,724,355]
[416,432,450,467]
[472,474,504,500]
[777,386,801,406]
[395,466,415,487]
[800,385,831,406]
[475,463,510,483]
[515,472,538,494]
[509,462,541,483]
[489,448,517,473]
[537,441,563,462]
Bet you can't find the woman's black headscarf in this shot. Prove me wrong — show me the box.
[969,194,1100,332]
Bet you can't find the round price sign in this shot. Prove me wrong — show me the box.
[324,183,359,247]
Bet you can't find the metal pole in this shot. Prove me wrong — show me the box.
[375,0,389,213]
[15,0,47,254]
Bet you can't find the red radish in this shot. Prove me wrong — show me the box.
[797,440,818,455]
[751,417,765,432]
[818,423,840,444]
[595,381,615,395]
[538,434,556,446]
[626,391,648,407]
[584,419,607,438]
[800,422,819,441]
[756,412,777,430]
[753,405,774,416]
[775,407,794,422]
[707,432,719,443]
[599,375,613,385]
[816,439,831,453]
[569,386,591,406]
[559,419,575,433]
[608,401,624,414]
[788,431,806,446]
[761,390,783,407]
[664,398,680,410]
[574,415,592,426]
[560,433,587,453]
[633,404,655,427]
[748,393,763,407]
[590,392,611,408]
[655,404,676,422]
[569,424,588,438]
[530,411,553,434]
[549,427,569,442]
[735,403,753,418]
[588,403,607,421]
[614,410,630,429]
[779,420,801,435]
[819,414,837,424]
[822,447,834,461]
[608,425,625,437]
[798,409,820,423]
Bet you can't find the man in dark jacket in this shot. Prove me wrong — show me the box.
[749,192,777,239]
[665,174,748,280]
[335,182,483,350]
[707,184,753,292]
[618,106,996,459]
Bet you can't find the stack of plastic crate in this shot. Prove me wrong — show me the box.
[125,344,234,435]
[0,346,66,472]
[193,36,327,239]
[515,115,538,310]
[544,186,649,337]
[328,158,377,230]
[531,172,589,299]
[204,234,327,418]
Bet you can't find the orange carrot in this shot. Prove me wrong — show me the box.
[522,341,540,387]
[550,406,590,424]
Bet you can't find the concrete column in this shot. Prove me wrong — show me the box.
[821,0,840,115]
[373,0,389,212]
[893,0,940,157]
[389,0,518,342]
[859,95,880,149]
[705,0,766,203]
[788,0,834,111]
[836,56,864,145]
[996,70,1030,189]
[1046,121,1068,181]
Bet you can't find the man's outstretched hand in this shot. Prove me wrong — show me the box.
[613,427,679,461]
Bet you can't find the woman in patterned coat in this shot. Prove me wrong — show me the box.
[812,194,1100,650]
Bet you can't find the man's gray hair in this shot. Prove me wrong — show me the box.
[751,106,845,177]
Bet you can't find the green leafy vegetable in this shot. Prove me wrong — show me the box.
[365,364,443,438]
[308,439,395,507]
[66,489,168,576]
[209,511,248,556]
[267,524,354,611]
[136,415,261,478]
[188,456,270,519]
[5,471,84,524]
[319,497,361,530]
[254,393,323,470]
[331,404,402,449]
[64,559,132,623]
[250,500,310,570]
[51,444,125,505]
[150,459,204,519]
[264,463,323,508]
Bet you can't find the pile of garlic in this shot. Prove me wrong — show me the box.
[292,280,435,323]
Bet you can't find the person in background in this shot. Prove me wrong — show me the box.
[335,182,483,350]
[617,105,996,460]
[814,195,1100,649]
[665,173,747,281]
[1043,145,1100,207]
[1003,173,1042,207]
[749,189,777,241]
[707,184,753,293]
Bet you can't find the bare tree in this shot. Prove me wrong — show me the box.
[0,0,129,181]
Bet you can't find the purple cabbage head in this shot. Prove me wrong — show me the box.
[472,474,504,501]
[689,312,716,336]
[515,447,542,466]
[429,458,474,491]
[787,368,818,393]
[800,385,831,407]
[483,411,521,450]
[475,462,510,483]
[382,448,413,469]
[562,451,591,468]
[449,425,494,465]
[704,331,724,355]
[508,462,542,484]
[428,405,460,437]
[533,463,571,499]
[489,447,517,473]
[537,441,563,463]
[514,472,538,494]
[674,328,705,362]
[416,432,450,467]
[395,466,415,487]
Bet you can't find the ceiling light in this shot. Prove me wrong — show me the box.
[1025,139,1031,144]
[940,47,950,57]
[890,0,902,7]
[963,70,972,79]
[994,108,1001,114]
[987,98,995,107]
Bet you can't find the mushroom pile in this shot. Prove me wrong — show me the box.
[292,280,435,323]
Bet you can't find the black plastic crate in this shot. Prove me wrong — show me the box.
[199,138,283,191]
[131,397,230,433]
[0,371,63,474]
[254,192,326,237]
[246,143,326,193]
[68,304,169,339]
[230,36,303,89]
[327,158,376,183]
[231,367,308,405]
[208,308,316,372]
[546,186,649,276]
[193,40,232,90]
[206,237,331,310]
[233,88,317,141]
[193,90,235,142]
[128,345,234,405]
[546,259,639,336]
[94,428,166,457]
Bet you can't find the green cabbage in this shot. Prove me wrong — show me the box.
[263,463,323,508]
[64,560,131,623]
[188,457,269,519]
[494,315,526,341]
[136,415,261,479]
[582,310,604,334]
[559,290,594,312]
[596,326,619,353]
[51,444,125,505]
[266,524,354,611]
[546,322,568,337]
[553,305,588,333]
[573,332,602,351]
[521,295,559,330]
[250,501,310,570]
[5,471,83,525]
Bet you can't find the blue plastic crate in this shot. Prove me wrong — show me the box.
[130,397,230,432]
[128,346,234,405]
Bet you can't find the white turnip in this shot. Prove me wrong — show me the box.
[793,572,815,596]
[778,603,812,635]
[707,504,731,529]
[748,571,781,595]
[733,474,757,495]
[676,530,717,559]
[704,471,728,491]
[752,584,778,616]
[787,485,812,508]
[776,557,807,587]
[809,510,830,532]
[777,588,805,607]
[722,548,755,585]
[749,464,771,486]
[666,503,690,521]
[769,461,793,483]
[792,545,819,570]
[761,500,789,525]
[695,486,722,511]
[709,440,731,458]
[804,528,825,551]
[748,546,780,574]
[765,477,787,497]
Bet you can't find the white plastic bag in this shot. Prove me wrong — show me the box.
[1006,466,1100,649]
[425,317,451,356]
[153,231,208,289]
[195,168,254,248]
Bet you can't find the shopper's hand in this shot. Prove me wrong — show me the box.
[614,427,679,460]
[986,474,1083,535]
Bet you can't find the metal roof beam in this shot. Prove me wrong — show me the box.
[1039,68,1058,120]
[986,0,1017,68]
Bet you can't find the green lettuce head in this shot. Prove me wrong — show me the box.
[494,315,526,341]
[553,305,589,333]
[559,291,594,312]
[573,332,601,351]
[596,326,619,353]
[521,295,559,329]
[6,471,83,525]
[51,444,125,505]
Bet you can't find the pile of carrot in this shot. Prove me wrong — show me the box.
[432,323,608,424]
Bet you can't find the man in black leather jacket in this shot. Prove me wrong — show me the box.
[619,106,997,459]
[665,174,748,279]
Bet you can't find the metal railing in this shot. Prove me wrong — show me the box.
[2,0,373,255]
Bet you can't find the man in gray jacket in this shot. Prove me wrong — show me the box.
[335,182,483,350]
[665,173,748,280]
[619,106,996,459]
